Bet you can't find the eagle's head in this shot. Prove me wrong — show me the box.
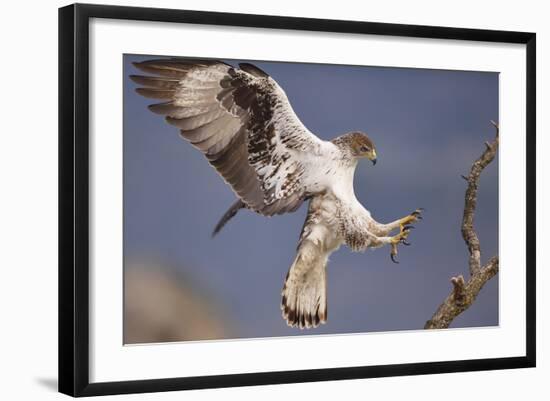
[335,131,377,165]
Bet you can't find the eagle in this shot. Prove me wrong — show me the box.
[131,58,422,329]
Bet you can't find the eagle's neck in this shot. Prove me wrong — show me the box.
[328,147,358,202]
[330,136,359,169]
[331,136,354,156]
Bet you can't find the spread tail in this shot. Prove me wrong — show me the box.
[212,199,246,237]
[281,239,328,329]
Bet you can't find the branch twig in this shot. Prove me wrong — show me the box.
[425,122,499,330]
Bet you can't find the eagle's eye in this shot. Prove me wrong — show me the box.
[360,146,370,152]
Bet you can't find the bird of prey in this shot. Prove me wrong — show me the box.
[131,58,422,329]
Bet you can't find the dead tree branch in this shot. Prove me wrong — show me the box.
[425,122,499,330]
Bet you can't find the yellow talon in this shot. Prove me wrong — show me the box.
[391,229,410,245]
[398,208,423,233]
[389,230,410,263]
[390,208,423,263]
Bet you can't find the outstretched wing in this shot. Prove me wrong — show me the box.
[281,195,340,328]
[131,58,324,216]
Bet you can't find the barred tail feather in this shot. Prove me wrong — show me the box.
[281,239,328,329]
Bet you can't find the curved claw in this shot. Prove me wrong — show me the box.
[401,240,411,246]
[390,253,399,264]
[403,225,415,231]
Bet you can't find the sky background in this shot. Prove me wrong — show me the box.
[123,54,499,342]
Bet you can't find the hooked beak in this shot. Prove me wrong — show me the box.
[372,158,377,166]
[370,149,377,166]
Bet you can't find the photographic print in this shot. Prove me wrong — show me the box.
[123,55,499,344]
[59,5,535,395]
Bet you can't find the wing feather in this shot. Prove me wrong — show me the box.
[129,75,179,89]
[165,108,225,130]
[132,58,325,215]
[135,88,175,100]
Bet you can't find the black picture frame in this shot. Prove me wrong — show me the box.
[59,3,536,397]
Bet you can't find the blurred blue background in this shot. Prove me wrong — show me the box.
[123,54,499,343]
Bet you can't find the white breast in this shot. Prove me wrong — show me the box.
[300,142,353,195]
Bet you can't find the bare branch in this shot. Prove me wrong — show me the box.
[424,258,499,329]
[450,275,466,305]
[461,122,499,275]
[425,122,499,330]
